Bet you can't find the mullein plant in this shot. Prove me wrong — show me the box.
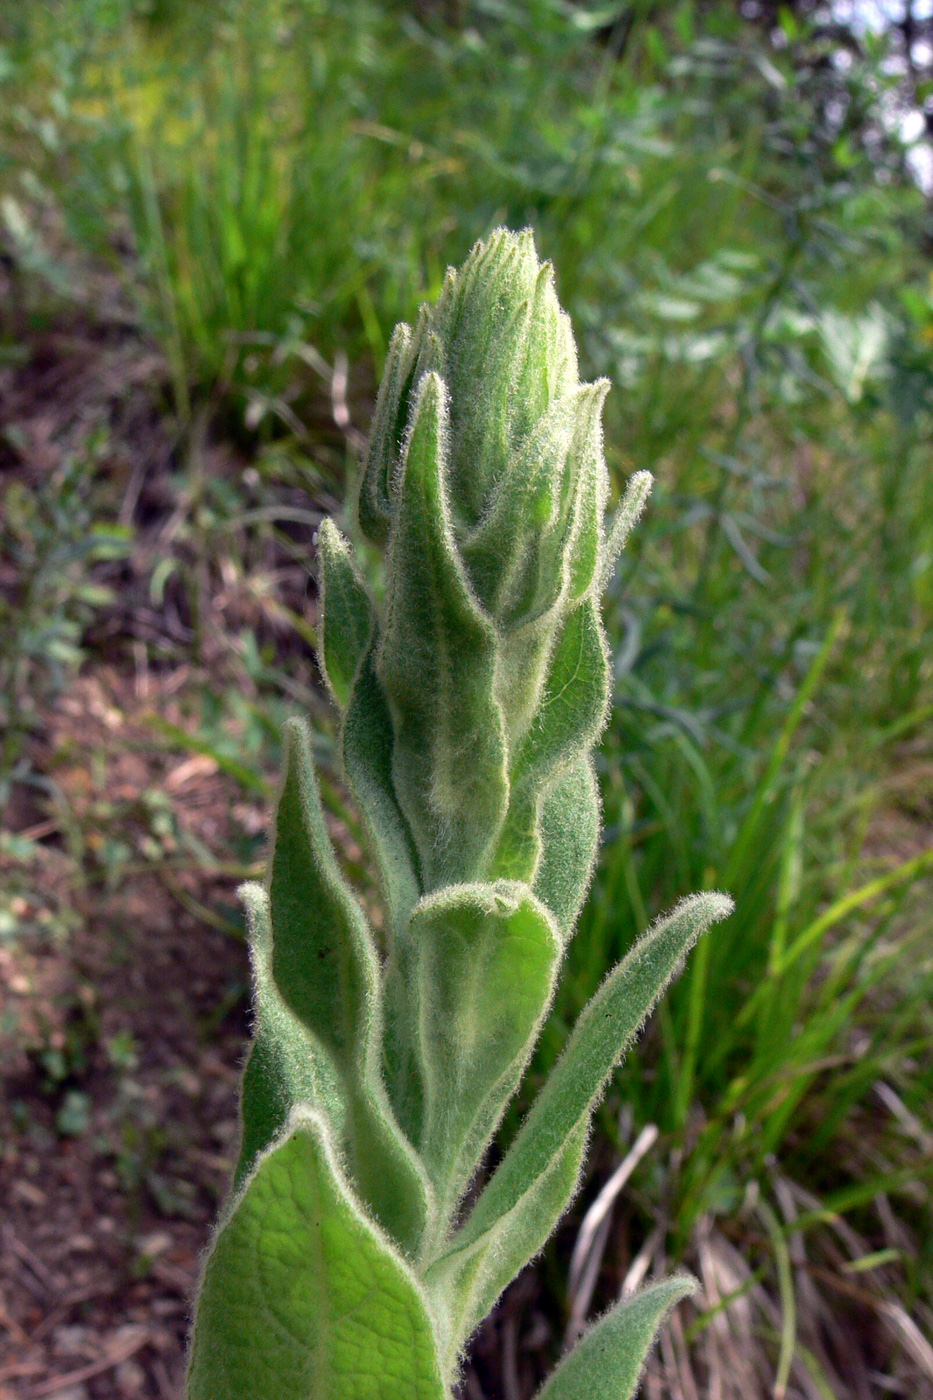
[186,230,732,1399]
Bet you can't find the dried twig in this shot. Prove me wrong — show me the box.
[565,1123,659,1347]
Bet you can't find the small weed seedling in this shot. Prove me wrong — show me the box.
[186,230,732,1399]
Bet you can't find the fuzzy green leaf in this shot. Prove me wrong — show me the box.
[318,518,373,710]
[489,600,607,887]
[598,469,652,594]
[409,881,560,1224]
[341,644,422,937]
[563,389,608,606]
[427,1120,588,1370]
[512,597,609,794]
[377,371,508,890]
[509,251,579,440]
[534,1277,698,1400]
[440,232,567,529]
[443,895,733,1265]
[486,788,541,885]
[269,719,375,1064]
[344,1076,432,1260]
[236,883,346,1188]
[460,383,604,629]
[382,934,423,1146]
[358,321,415,547]
[266,719,429,1251]
[533,756,600,941]
[187,1112,445,1400]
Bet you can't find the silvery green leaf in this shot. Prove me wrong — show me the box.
[268,718,376,1067]
[382,930,423,1146]
[563,387,608,606]
[265,718,430,1251]
[598,469,652,594]
[534,1277,698,1400]
[407,881,560,1230]
[377,371,508,890]
[187,1111,445,1400]
[341,1065,432,1259]
[533,756,600,941]
[510,255,579,439]
[486,788,542,886]
[427,1120,588,1369]
[341,643,422,937]
[235,883,346,1188]
[357,320,414,547]
[511,598,609,796]
[439,895,733,1278]
[460,383,602,629]
[439,232,546,527]
[317,518,373,710]
[488,598,608,892]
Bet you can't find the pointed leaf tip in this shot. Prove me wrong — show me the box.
[318,518,374,710]
[686,889,734,925]
[238,881,268,946]
[600,470,653,593]
[270,716,376,1065]
[535,1275,698,1400]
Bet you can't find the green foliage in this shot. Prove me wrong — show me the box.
[186,230,732,1398]
[0,451,131,797]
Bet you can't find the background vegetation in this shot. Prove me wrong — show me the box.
[1,2,931,1397]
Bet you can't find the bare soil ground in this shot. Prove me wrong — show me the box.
[0,321,269,1400]
[0,682,254,1400]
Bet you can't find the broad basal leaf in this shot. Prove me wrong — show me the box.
[187,1112,445,1400]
